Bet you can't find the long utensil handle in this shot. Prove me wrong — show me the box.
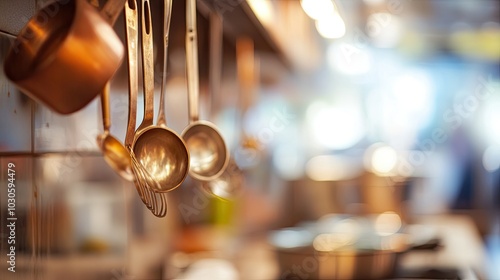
[91,0,112,134]
[100,82,111,132]
[138,0,155,131]
[237,37,255,114]
[236,37,256,140]
[186,0,200,123]
[209,12,223,118]
[101,0,128,25]
[124,0,139,146]
[158,0,173,127]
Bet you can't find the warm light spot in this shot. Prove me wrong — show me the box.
[374,211,402,236]
[371,145,398,174]
[306,155,359,181]
[315,13,346,39]
[314,218,362,251]
[171,252,190,268]
[248,0,273,25]
[313,233,342,251]
[300,0,335,20]
[181,259,238,280]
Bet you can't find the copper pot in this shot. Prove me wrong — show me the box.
[3,0,126,114]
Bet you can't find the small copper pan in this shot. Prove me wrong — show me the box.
[3,0,126,114]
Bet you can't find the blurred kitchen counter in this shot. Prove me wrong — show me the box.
[238,214,488,279]
[1,215,487,279]
[400,214,488,279]
[166,214,488,279]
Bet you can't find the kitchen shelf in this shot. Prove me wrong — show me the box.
[197,0,291,70]
[0,0,291,69]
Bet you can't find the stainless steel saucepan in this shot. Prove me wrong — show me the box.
[270,215,440,280]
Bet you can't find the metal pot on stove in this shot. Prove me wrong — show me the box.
[269,214,440,280]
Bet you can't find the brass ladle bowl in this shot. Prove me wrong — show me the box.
[182,0,229,182]
[132,0,189,193]
[124,0,167,216]
[96,83,134,181]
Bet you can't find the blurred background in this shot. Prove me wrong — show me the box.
[0,0,499,279]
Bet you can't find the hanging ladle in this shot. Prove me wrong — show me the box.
[123,0,157,211]
[182,0,229,181]
[132,0,190,193]
[125,0,169,217]
[91,0,134,182]
[96,82,135,181]
[201,12,243,199]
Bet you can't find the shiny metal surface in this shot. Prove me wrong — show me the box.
[130,146,167,217]
[201,13,242,198]
[132,0,189,193]
[270,218,438,280]
[158,0,173,127]
[133,127,189,192]
[202,158,243,200]
[124,0,147,204]
[92,1,133,182]
[97,83,135,181]
[124,0,139,148]
[183,121,229,181]
[124,0,167,216]
[99,134,134,181]
[3,0,126,114]
[182,0,228,181]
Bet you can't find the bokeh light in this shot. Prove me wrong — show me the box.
[306,155,360,181]
[306,101,365,150]
[370,145,398,174]
[374,211,402,236]
[483,145,500,172]
[300,0,335,20]
[316,13,346,39]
